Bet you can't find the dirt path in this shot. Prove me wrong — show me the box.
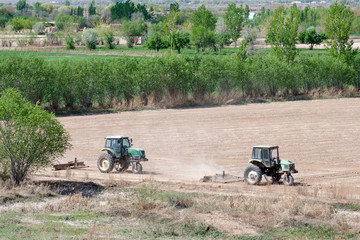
[39,98,360,201]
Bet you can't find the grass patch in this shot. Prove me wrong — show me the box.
[266,225,354,240]
[335,203,360,211]
[0,211,87,239]
[35,209,100,221]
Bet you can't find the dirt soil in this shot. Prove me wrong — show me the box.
[37,98,360,202]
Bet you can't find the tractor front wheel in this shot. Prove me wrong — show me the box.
[132,162,143,174]
[244,165,262,185]
[97,153,115,173]
[283,174,294,186]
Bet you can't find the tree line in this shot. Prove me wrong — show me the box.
[0,53,358,111]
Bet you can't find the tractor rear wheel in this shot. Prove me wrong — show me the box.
[132,162,142,174]
[283,174,294,186]
[97,153,115,173]
[244,165,262,185]
[115,162,130,173]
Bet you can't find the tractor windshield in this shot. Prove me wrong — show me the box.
[270,148,279,160]
[122,138,130,148]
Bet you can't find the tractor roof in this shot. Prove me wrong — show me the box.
[253,146,278,149]
[105,136,128,139]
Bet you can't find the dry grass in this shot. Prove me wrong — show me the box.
[0,180,359,239]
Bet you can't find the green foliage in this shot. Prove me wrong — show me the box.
[82,29,99,50]
[0,88,71,185]
[170,2,179,12]
[104,31,115,49]
[111,0,135,21]
[111,0,151,21]
[7,17,36,31]
[74,6,84,17]
[237,39,248,62]
[76,17,87,28]
[192,5,217,31]
[0,7,13,28]
[163,11,179,53]
[16,0,27,12]
[300,6,319,28]
[191,5,217,52]
[54,14,75,31]
[325,2,357,64]
[88,0,96,15]
[0,53,357,111]
[298,28,326,50]
[65,35,75,50]
[145,30,169,52]
[224,3,244,47]
[266,5,300,63]
[32,22,44,34]
[41,3,54,14]
[121,19,148,48]
[172,30,190,54]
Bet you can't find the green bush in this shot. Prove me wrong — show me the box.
[65,35,75,50]
[7,17,37,31]
[33,22,45,34]
[104,31,115,49]
[81,29,99,50]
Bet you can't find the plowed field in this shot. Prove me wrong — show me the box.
[41,98,360,201]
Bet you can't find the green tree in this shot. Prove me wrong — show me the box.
[88,0,96,15]
[224,3,244,47]
[121,19,148,48]
[172,30,190,53]
[214,17,231,52]
[65,0,70,6]
[41,3,54,14]
[0,7,14,28]
[34,2,42,15]
[55,14,75,31]
[16,0,27,12]
[191,5,217,52]
[110,0,135,21]
[75,6,84,16]
[163,11,179,54]
[16,0,26,11]
[146,33,169,52]
[325,2,357,63]
[170,2,179,12]
[298,28,326,50]
[266,5,300,63]
[244,5,250,21]
[0,88,71,185]
[145,23,169,52]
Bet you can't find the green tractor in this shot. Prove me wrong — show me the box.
[243,146,298,185]
[97,136,148,174]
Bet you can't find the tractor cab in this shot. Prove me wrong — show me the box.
[104,136,132,158]
[252,146,279,168]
